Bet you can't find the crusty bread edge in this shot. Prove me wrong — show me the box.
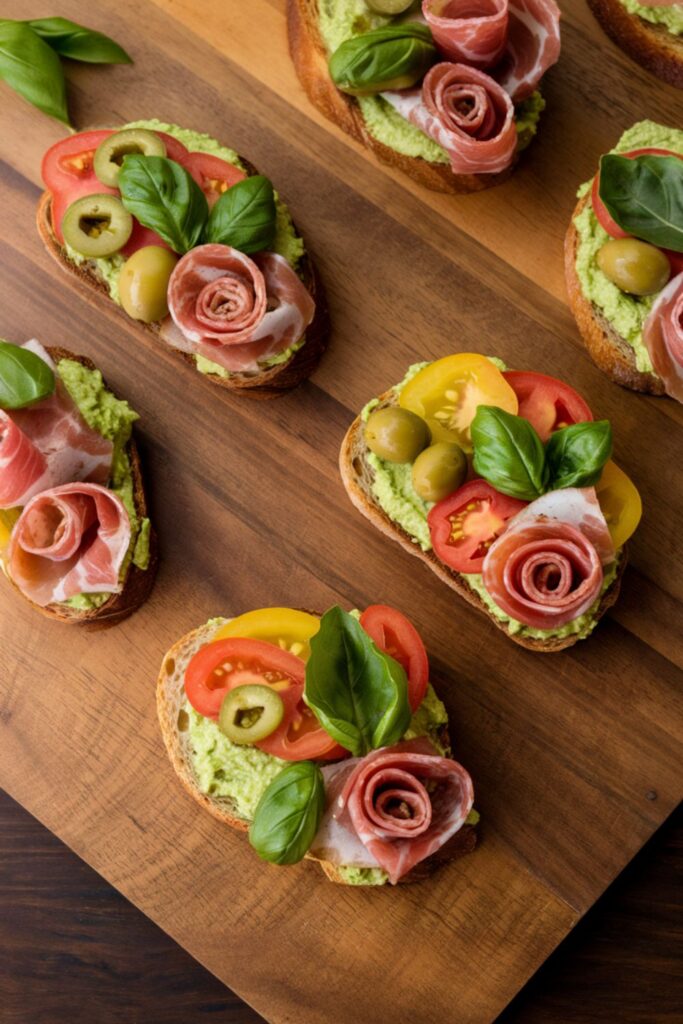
[157,619,478,886]
[286,0,532,194]
[3,347,158,627]
[339,388,626,653]
[564,193,665,396]
[587,0,683,89]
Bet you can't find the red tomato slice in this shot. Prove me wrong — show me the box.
[503,371,593,443]
[592,148,683,239]
[428,481,527,574]
[42,131,116,243]
[185,151,246,207]
[359,605,428,712]
[184,637,341,761]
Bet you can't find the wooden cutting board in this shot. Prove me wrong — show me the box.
[0,1,681,1022]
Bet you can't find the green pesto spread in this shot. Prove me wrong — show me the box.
[574,121,683,376]
[619,0,683,35]
[57,359,150,610]
[317,0,544,161]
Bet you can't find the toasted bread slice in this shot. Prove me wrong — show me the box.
[587,0,683,89]
[2,347,157,626]
[340,387,626,652]
[564,193,665,396]
[287,0,536,194]
[157,618,477,885]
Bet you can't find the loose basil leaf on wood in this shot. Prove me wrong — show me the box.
[249,761,325,865]
[329,23,436,96]
[27,18,131,64]
[119,155,208,254]
[304,606,411,758]
[471,406,548,502]
[599,154,683,253]
[205,175,276,254]
[545,420,612,490]
[0,341,55,410]
[0,20,69,126]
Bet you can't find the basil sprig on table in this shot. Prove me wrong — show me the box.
[599,154,683,253]
[205,175,277,253]
[0,340,55,410]
[304,606,411,758]
[249,761,325,865]
[329,23,437,96]
[0,17,130,127]
[472,406,612,502]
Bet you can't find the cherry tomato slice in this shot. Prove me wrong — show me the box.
[595,460,642,549]
[428,480,527,574]
[360,605,428,712]
[592,148,683,239]
[213,608,320,662]
[503,371,593,442]
[185,152,246,207]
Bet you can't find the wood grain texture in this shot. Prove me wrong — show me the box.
[0,1,681,1023]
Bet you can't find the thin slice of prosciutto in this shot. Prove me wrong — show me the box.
[422,0,510,67]
[383,62,517,175]
[8,482,130,606]
[494,0,561,102]
[643,272,683,404]
[0,341,112,509]
[163,245,315,373]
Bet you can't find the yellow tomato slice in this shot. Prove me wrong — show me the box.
[595,460,642,549]
[399,354,518,451]
[212,608,320,662]
[0,507,20,553]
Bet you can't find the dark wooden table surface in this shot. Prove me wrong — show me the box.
[1,788,680,1023]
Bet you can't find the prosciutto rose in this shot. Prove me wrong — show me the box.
[422,0,510,68]
[643,272,683,403]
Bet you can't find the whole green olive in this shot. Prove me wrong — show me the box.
[118,246,178,323]
[365,406,431,463]
[94,129,166,187]
[597,238,670,297]
[367,0,415,12]
[411,442,467,503]
[62,194,133,258]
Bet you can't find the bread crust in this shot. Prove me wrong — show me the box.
[3,347,157,627]
[287,0,529,193]
[157,619,478,886]
[564,193,665,396]
[339,388,626,652]
[587,0,683,89]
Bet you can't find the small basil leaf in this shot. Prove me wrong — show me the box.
[27,17,131,64]
[249,761,325,865]
[304,606,411,757]
[471,406,548,501]
[599,154,683,253]
[119,155,208,254]
[205,175,276,254]
[0,341,55,409]
[0,21,69,126]
[329,23,436,95]
[545,420,613,490]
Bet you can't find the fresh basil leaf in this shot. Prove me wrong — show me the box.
[119,155,208,254]
[205,175,276,254]
[27,18,131,64]
[599,154,683,253]
[0,21,69,126]
[545,420,612,490]
[0,340,55,409]
[471,406,548,501]
[329,23,436,95]
[249,761,325,865]
[304,606,411,758]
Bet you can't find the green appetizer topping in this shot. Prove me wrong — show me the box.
[599,154,683,253]
[329,23,437,97]
[304,606,411,757]
[0,341,55,410]
[249,761,325,865]
[218,684,285,746]
[545,421,613,491]
[118,155,208,254]
[205,175,277,254]
[26,17,131,64]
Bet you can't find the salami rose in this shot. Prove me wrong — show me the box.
[643,272,683,404]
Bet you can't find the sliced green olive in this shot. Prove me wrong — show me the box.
[118,246,178,323]
[62,194,133,258]
[94,129,166,187]
[412,442,467,503]
[365,406,431,463]
[597,238,670,297]
[218,684,284,745]
[366,0,415,12]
